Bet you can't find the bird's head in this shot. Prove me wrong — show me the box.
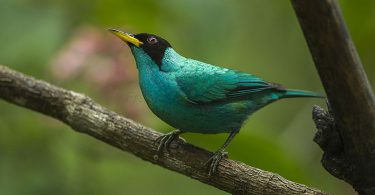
[109,29,173,69]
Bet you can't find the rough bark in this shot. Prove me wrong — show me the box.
[0,65,326,194]
[291,0,375,194]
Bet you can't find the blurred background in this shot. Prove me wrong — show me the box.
[0,0,374,194]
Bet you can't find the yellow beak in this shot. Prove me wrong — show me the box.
[109,29,143,47]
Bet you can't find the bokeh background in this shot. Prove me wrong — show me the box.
[1,0,374,194]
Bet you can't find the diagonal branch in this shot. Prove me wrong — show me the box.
[291,0,375,194]
[0,65,325,194]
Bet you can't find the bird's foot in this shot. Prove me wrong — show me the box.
[205,148,228,176]
[155,129,182,155]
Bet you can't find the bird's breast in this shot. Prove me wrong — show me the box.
[138,70,182,116]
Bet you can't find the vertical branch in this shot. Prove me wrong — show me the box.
[291,0,375,194]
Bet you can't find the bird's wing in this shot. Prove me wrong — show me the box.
[175,64,282,104]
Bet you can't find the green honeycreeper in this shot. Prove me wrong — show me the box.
[109,29,323,175]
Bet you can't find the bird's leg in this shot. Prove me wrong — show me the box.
[156,129,184,155]
[206,130,239,176]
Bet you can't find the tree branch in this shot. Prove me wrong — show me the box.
[291,0,375,194]
[0,64,325,194]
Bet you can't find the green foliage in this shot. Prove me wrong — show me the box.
[1,0,373,194]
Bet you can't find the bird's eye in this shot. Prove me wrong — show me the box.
[147,37,158,44]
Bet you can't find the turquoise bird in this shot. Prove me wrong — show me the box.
[109,29,323,175]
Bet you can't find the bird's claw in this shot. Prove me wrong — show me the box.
[156,130,182,155]
[205,149,228,176]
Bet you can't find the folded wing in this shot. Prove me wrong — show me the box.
[175,65,283,104]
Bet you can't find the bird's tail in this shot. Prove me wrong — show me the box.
[282,89,325,99]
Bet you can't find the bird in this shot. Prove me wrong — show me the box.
[109,28,323,176]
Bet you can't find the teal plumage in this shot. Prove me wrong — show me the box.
[110,29,324,175]
[133,46,321,133]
